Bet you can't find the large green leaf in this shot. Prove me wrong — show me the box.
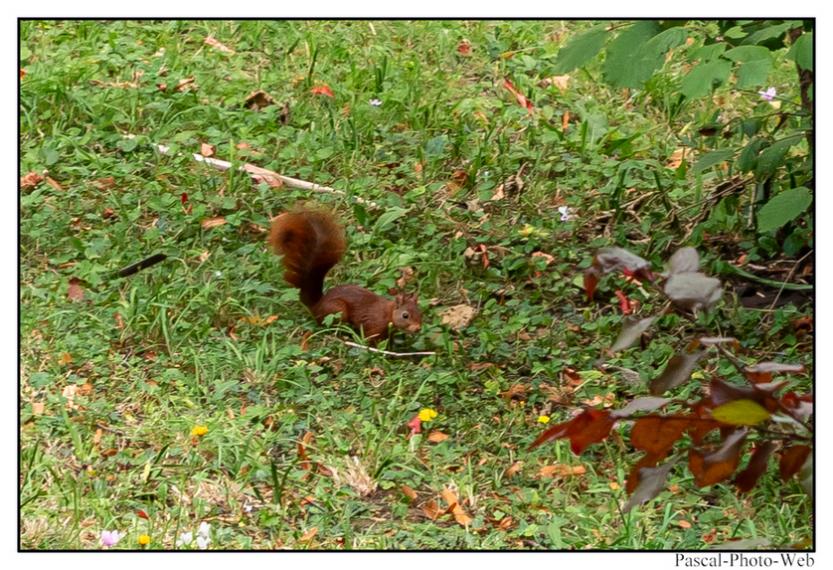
[723,45,770,62]
[789,32,813,71]
[755,138,797,179]
[736,59,773,88]
[553,25,608,73]
[602,21,662,88]
[757,187,812,233]
[737,137,767,172]
[681,59,732,99]
[693,149,735,174]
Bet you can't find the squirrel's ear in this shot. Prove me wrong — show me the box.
[395,293,405,304]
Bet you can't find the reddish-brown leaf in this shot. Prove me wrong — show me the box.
[626,453,663,493]
[583,268,600,301]
[310,84,334,98]
[502,78,534,113]
[504,461,523,478]
[67,278,85,302]
[20,171,44,189]
[421,499,441,520]
[631,417,689,456]
[735,441,776,493]
[136,509,150,520]
[624,459,677,512]
[779,445,811,482]
[441,487,472,527]
[566,409,615,454]
[427,431,450,443]
[400,484,417,502]
[614,290,633,315]
[649,350,704,395]
[457,39,472,55]
[688,429,747,487]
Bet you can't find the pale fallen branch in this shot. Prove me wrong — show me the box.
[155,144,380,209]
[342,341,436,358]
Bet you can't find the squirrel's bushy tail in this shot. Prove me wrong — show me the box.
[269,207,347,307]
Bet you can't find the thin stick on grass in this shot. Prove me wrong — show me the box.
[155,144,380,209]
[342,340,436,358]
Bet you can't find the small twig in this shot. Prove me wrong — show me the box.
[112,253,167,279]
[342,341,436,358]
[766,249,813,312]
[155,144,381,209]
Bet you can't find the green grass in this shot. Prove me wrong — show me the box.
[20,20,812,550]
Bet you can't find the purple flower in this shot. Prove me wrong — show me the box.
[100,530,122,548]
[558,205,572,222]
[759,87,777,101]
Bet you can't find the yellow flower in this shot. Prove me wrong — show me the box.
[418,408,438,422]
[191,425,209,437]
[518,224,536,237]
[537,415,551,424]
[138,534,151,546]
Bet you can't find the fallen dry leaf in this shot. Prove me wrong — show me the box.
[244,90,275,111]
[538,464,587,479]
[299,527,318,542]
[58,352,73,366]
[666,147,691,169]
[310,84,334,98]
[62,384,79,410]
[427,431,450,443]
[200,143,215,157]
[504,461,524,478]
[531,251,555,266]
[396,266,416,288]
[45,176,63,191]
[20,172,44,189]
[541,74,571,91]
[204,36,235,54]
[677,520,692,529]
[401,485,418,502]
[201,217,227,229]
[562,111,571,132]
[92,177,116,190]
[67,278,85,302]
[31,402,45,416]
[93,427,103,446]
[441,487,472,526]
[439,304,477,331]
[457,39,472,55]
[501,384,527,401]
[175,77,196,92]
[421,499,441,520]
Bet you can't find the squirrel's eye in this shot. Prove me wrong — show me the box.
[401,312,409,319]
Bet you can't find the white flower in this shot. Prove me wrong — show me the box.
[558,205,572,222]
[369,98,382,107]
[198,522,211,538]
[243,502,253,514]
[758,87,777,101]
[100,530,121,548]
[196,535,210,550]
[176,531,193,547]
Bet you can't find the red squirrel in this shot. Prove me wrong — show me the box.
[269,205,422,342]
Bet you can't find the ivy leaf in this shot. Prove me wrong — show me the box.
[779,445,811,481]
[689,429,747,487]
[680,59,732,99]
[610,316,655,353]
[553,25,608,74]
[623,459,677,513]
[734,441,776,493]
[757,187,812,233]
[667,247,700,274]
[611,396,670,419]
[664,272,723,312]
[649,349,705,395]
[711,399,772,426]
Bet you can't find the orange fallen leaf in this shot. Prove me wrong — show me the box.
[92,176,116,190]
[542,74,571,91]
[93,427,103,445]
[677,520,692,529]
[457,39,472,55]
[204,36,235,54]
[401,484,417,502]
[421,499,441,520]
[441,487,472,526]
[538,464,587,478]
[20,172,44,189]
[310,84,334,98]
[427,431,449,443]
[175,77,196,92]
[201,217,227,229]
[503,78,534,113]
[67,278,85,302]
[31,402,45,416]
[666,147,691,169]
[45,177,63,191]
[58,352,73,366]
[562,111,571,132]
[504,461,524,478]
[299,527,318,542]
[497,516,514,530]
[200,143,215,157]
